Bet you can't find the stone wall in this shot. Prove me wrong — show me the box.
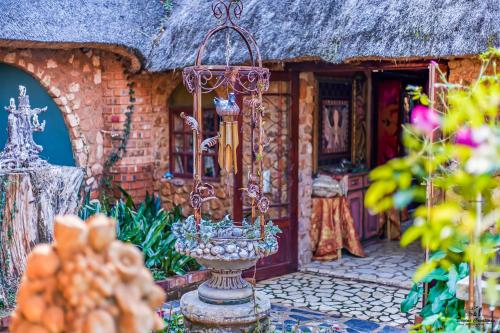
[297,72,315,267]
[447,58,483,85]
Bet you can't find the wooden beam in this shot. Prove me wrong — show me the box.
[365,70,373,168]
[290,70,300,272]
[285,60,446,73]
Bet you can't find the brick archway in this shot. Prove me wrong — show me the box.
[0,48,107,191]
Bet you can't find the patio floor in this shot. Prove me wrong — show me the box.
[255,239,423,330]
[301,240,423,289]
[257,271,418,329]
[162,239,423,331]
[162,299,408,332]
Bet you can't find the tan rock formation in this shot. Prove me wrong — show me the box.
[10,215,165,333]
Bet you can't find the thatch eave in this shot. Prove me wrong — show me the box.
[0,39,144,73]
[0,0,497,73]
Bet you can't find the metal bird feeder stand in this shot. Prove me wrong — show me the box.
[174,1,279,331]
[182,1,271,234]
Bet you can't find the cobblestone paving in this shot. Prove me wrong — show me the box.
[301,240,423,289]
[162,300,408,332]
[162,239,422,331]
[257,272,420,328]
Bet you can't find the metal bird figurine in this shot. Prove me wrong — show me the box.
[214,92,240,175]
[180,112,199,134]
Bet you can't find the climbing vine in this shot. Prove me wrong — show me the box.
[0,177,16,310]
[100,80,136,194]
[161,0,173,16]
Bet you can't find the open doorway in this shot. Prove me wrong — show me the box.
[302,68,429,302]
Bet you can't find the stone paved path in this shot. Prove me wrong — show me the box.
[162,300,408,332]
[301,240,422,289]
[265,303,408,332]
[162,239,423,331]
[257,272,419,328]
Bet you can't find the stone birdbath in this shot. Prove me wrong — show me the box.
[172,0,280,331]
[174,217,279,331]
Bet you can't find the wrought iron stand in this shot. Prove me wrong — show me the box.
[173,1,279,331]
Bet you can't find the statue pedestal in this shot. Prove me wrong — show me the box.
[0,166,83,302]
[181,290,271,332]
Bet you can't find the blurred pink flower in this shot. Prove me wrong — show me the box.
[411,105,440,136]
[455,127,480,147]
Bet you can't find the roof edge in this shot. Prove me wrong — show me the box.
[0,39,144,73]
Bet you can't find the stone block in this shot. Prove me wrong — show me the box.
[46,59,58,68]
[69,82,80,93]
[4,53,16,63]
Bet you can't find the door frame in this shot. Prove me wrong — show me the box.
[370,69,431,168]
[234,70,299,280]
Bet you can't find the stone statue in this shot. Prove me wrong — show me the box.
[0,85,47,170]
[0,86,85,310]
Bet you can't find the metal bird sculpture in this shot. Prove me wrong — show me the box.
[200,136,219,152]
[180,112,200,134]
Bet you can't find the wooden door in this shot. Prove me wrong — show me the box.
[375,80,401,166]
[235,72,299,280]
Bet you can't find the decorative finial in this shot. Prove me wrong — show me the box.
[212,0,243,26]
[19,85,26,97]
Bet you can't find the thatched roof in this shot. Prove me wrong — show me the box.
[148,0,499,71]
[0,0,498,72]
[0,0,165,72]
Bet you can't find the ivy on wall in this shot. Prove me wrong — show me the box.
[100,81,136,193]
[0,177,15,310]
[161,0,173,16]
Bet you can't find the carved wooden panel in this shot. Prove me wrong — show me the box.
[352,74,368,165]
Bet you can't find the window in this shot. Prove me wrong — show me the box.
[170,108,220,179]
[169,85,220,179]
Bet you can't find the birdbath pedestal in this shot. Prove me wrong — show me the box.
[175,222,278,332]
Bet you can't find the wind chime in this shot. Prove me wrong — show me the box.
[182,0,270,237]
[215,92,240,176]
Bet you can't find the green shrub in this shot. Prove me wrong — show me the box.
[402,262,468,331]
[162,312,186,333]
[366,48,500,332]
[79,190,200,280]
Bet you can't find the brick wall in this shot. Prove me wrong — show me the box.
[100,56,158,199]
[0,48,172,199]
[0,47,243,215]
